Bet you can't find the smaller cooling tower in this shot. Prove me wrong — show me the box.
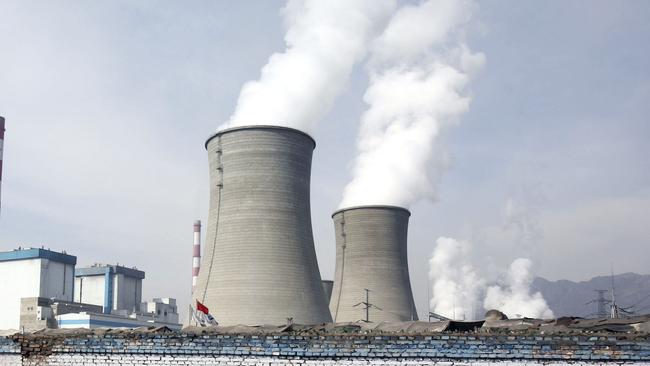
[330,205,418,322]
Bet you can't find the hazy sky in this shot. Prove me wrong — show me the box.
[1,1,648,321]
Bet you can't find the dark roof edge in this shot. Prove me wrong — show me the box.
[0,248,76,265]
[76,265,145,279]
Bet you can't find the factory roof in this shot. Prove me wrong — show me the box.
[0,247,76,265]
[76,264,145,279]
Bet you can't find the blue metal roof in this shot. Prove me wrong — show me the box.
[0,248,77,265]
[76,265,145,280]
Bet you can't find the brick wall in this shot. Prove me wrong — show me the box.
[1,332,649,365]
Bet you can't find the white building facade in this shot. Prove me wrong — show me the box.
[0,248,76,330]
[74,264,144,314]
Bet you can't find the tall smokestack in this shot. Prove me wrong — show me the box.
[194,126,332,325]
[330,205,418,322]
[192,220,201,293]
[0,116,4,215]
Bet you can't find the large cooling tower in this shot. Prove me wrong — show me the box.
[194,125,332,325]
[330,206,418,322]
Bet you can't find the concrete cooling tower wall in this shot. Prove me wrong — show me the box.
[330,206,418,322]
[321,280,334,304]
[194,126,332,326]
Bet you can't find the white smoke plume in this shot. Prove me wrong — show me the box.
[429,237,554,320]
[429,237,485,320]
[221,0,397,133]
[503,191,545,259]
[483,258,555,319]
[340,0,485,208]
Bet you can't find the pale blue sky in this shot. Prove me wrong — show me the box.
[1,1,648,320]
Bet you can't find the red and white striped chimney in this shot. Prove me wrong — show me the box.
[0,116,5,214]
[192,220,201,293]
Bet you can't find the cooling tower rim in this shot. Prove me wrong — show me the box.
[205,125,315,149]
[331,205,411,218]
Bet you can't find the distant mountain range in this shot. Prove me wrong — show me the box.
[532,272,650,318]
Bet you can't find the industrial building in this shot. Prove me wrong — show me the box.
[193,126,332,326]
[56,310,182,330]
[19,297,103,331]
[0,248,77,330]
[139,298,179,324]
[74,264,144,314]
[329,206,418,322]
[55,297,181,330]
[0,247,181,331]
[56,298,181,330]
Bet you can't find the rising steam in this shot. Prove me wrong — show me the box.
[483,258,555,319]
[221,0,397,133]
[340,0,485,208]
[428,237,485,320]
[428,237,554,320]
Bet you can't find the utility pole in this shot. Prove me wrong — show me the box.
[354,288,381,322]
[610,265,620,319]
[594,290,609,318]
[585,289,610,318]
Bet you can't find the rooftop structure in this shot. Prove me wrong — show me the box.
[139,298,179,325]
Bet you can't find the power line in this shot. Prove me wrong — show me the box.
[610,264,620,319]
[585,289,610,318]
[353,288,382,323]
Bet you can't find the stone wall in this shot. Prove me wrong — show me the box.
[0,337,20,366]
[1,332,649,365]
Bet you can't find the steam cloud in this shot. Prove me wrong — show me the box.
[483,258,555,319]
[221,0,397,133]
[340,0,485,208]
[428,237,485,320]
[429,237,554,320]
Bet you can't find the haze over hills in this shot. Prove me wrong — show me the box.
[532,273,650,318]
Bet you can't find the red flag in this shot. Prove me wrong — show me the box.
[196,300,209,315]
